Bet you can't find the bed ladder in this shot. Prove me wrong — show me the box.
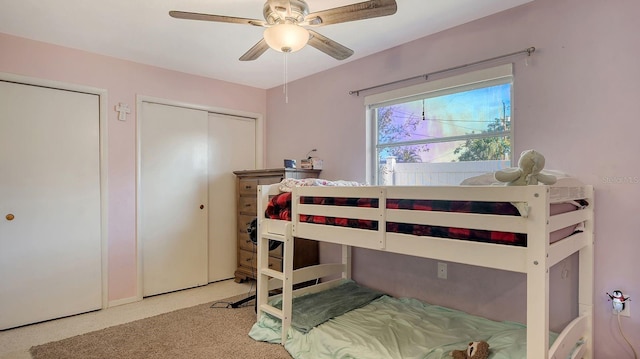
[256,220,294,345]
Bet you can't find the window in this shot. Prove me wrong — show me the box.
[366,64,513,185]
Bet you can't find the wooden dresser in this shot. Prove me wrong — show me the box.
[233,168,321,282]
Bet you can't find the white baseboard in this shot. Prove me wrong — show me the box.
[107,295,142,308]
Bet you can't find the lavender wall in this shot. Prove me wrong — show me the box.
[0,33,267,303]
[265,0,639,356]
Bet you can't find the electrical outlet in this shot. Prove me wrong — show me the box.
[608,290,631,317]
[437,262,447,279]
[613,301,631,317]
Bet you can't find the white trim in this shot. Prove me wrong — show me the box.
[364,64,514,185]
[99,89,109,310]
[365,109,376,185]
[107,295,140,308]
[0,72,109,309]
[135,95,264,300]
[364,64,513,107]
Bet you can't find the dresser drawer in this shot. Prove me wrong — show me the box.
[238,178,259,195]
[238,231,283,258]
[238,249,282,271]
[239,176,282,196]
[238,196,257,215]
[238,231,255,252]
[238,214,255,234]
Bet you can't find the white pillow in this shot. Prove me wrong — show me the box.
[459,173,499,186]
[278,178,365,192]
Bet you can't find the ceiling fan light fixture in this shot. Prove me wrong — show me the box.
[263,23,309,53]
[171,0,398,61]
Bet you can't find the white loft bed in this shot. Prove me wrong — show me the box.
[253,182,594,359]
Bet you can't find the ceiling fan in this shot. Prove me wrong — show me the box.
[169,0,398,61]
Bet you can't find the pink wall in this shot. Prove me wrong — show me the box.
[0,33,267,303]
[265,0,639,356]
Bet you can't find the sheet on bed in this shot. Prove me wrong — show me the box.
[250,293,559,359]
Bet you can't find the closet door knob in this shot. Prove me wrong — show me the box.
[200,204,205,209]
[6,214,15,221]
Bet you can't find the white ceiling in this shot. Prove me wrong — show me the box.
[0,0,532,89]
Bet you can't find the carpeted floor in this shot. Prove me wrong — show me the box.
[29,296,291,359]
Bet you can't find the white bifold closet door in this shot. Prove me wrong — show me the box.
[208,113,255,282]
[140,103,256,296]
[0,80,102,330]
[140,102,209,297]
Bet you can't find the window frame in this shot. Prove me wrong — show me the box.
[365,64,514,185]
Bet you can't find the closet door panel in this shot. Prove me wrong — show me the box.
[0,81,102,329]
[140,102,208,297]
[208,113,255,281]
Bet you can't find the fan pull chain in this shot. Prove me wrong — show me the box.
[283,52,289,103]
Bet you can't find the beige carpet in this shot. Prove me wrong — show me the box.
[29,296,291,359]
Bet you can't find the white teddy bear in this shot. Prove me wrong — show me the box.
[494,149,557,186]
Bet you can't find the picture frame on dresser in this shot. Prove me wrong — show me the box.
[232,168,321,283]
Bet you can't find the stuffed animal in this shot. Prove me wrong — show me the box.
[450,341,490,359]
[494,149,557,186]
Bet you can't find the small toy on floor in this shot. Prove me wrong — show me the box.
[450,341,490,359]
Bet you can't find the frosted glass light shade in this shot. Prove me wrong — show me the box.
[263,24,309,53]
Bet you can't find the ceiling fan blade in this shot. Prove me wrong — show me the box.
[239,39,270,61]
[307,30,354,60]
[303,0,397,26]
[169,10,268,27]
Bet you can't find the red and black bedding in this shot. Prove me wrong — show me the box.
[265,190,586,247]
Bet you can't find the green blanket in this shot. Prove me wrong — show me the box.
[249,282,559,359]
[269,280,384,333]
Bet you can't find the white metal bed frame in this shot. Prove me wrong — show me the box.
[255,183,594,359]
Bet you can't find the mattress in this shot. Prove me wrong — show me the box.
[249,281,561,359]
[265,192,585,246]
